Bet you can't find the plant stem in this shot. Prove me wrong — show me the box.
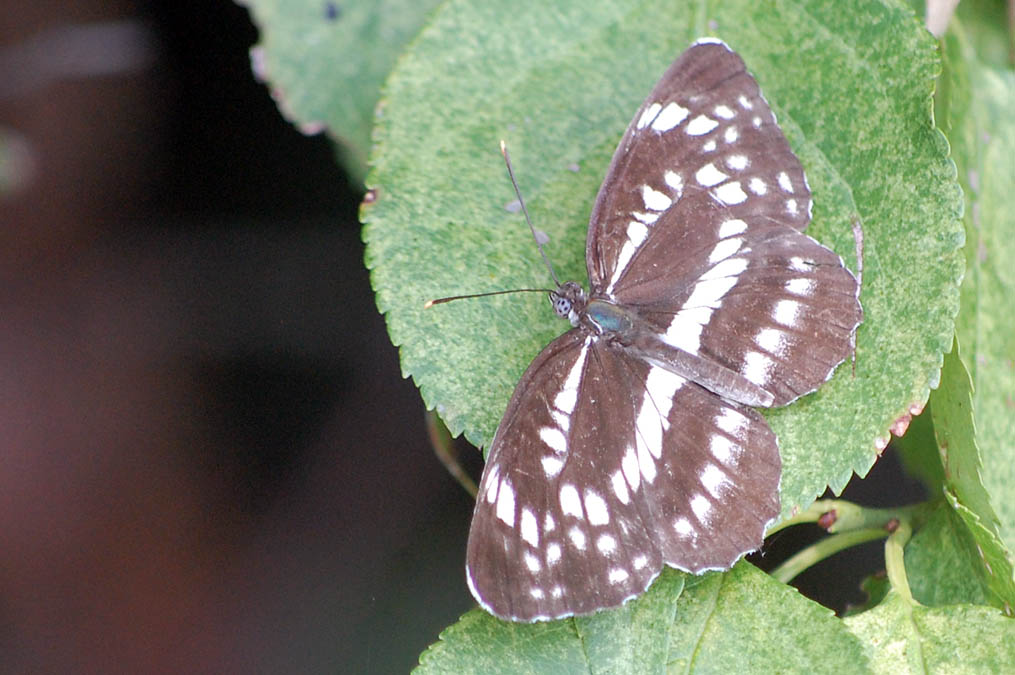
[770,528,888,584]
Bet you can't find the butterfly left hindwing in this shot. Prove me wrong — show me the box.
[466,329,780,622]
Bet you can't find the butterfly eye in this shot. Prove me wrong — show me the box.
[551,294,572,318]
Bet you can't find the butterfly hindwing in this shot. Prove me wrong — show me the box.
[466,331,780,621]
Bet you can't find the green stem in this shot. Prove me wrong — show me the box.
[770,528,888,584]
[767,499,937,594]
[885,518,916,605]
[425,410,478,498]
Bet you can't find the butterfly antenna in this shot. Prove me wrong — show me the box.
[500,140,562,288]
[423,287,553,309]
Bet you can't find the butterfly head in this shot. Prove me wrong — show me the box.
[549,281,586,327]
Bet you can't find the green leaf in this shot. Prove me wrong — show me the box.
[938,13,1015,561]
[946,492,1015,613]
[667,564,868,673]
[364,0,963,524]
[903,502,991,607]
[241,0,442,182]
[417,564,868,673]
[415,569,683,674]
[844,591,1015,674]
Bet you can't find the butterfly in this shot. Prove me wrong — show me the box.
[462,39,862,622]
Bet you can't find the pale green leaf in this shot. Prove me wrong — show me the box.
[240,0,442,182]
[903,502,991,607]
[938,12,1015,561]
[844,591,1015,674]
[417,564,867,673]
[363,0,963,527]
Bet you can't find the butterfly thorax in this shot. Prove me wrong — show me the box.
[550,281,635,336]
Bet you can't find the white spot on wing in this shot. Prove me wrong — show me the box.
[552,586,563,598]
[621,446,640,491]
[786,278,815,295]
[703,139,717,152]
[662,306,710,354]
[525,551,541,572]
[650,101,690,131]
[701,256,749,282]
[541,455,564,477]
[483,466,500,503]
[633,211,660,225]
[637,437,657,483]
[774,299,802,327]
[708,237,742,265]
[743,351,774,386]
[786,198,799,215]
[611,470,630,505]
[778,171,794,192]
[713,181,748,205]
[521,508,539,547]
[560,483,583,519]
[636,368,683,463]
[716,408,748,439]
[569,526,587,550]
[584,489,610,526]
[608,240,637,293]
[627,220,648,246]
[539,426,567,454]
[686,114,719,136]
[719,219,747,237]
[597,533,617,555]
[738,95,753,109]
[553,345,588,414]
[757,327,789,357]
[674,517,695,537]
[544,513,556,532]
[664,170,683,194]
[696,162,728,187]
[748,177,767,195]
[724,126,739,143]
[530,587,544,599]
[633,554,648,570]
[608,568,629,584]
[701,463,729,498]
[714,104,736,119]
[547,542,562,564]
[662,257,747,353]
[551,410,570,433]
[690,494,713,525]
[725,154,748,171]
[636,102,662,129]
[710,434,739,465]
[642,185,672,211]
[496,480,515,527]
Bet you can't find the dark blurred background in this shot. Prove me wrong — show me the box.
[1,2,475,672]
[0,2,923,673]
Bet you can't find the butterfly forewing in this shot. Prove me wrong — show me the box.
[587,40,812,298]
[585,39,860,405]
